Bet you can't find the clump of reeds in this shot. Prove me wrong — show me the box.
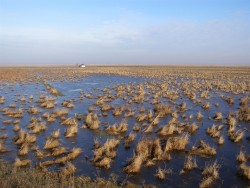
[186,123,199,134]
[165,134,189,151]
[61,162,76,177]
[51,129,60,139]
[143,125,153,133]
[124,154,144,173]
[95,157,113,169]
[197,111,203,120]
[217,135,224,145]
[0,96,4,104]
[238,163,250,180]
[13,129,37,145]
[52,108,68,117]
[0,141,9,152]
[124,109,135,118]
[214,112,223,121]
[225,96,234,105]
[202,102,210,110]
[113,106,124,117]
[85,113,99,130]
[236,150,247,163]
[206,124,221,138]
[199,161,220,188]
[92,138,119,169]
[183,155,198,171]
[52,147,67,157]
[44,138,59,149]
[65,125,78,137]
[40,101,56,109]
[101,105,113,111]
[13,124,20,132]
[62,100,74,108]
[124,133,136,148]
[155,167,172,180]
[229,130,244,142]
[133,124,140,132]
[18,144,29,156]
[29,117,41,123]
[154,104,172,117]
[27,107,39,114]
[3,120,12,124]
[190,140,216,157]
[178,102,186,111]
[157,123,177,136]
[40,160,54,166]
[14,158,31,168]
[136,113,148,122]
[226,115,237,133]
[61,118,78,126]
[36,149,46,158]
[55,147,82,164]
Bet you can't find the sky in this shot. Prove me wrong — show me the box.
[0,0,250,65]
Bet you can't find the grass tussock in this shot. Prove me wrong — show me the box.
[214,112,223,121]
[236,150,247,163]
[199,161,220,188]
[14,158,31,168]
[164,134,189,151]
[65,125,78,138]
[238,163,250,180]
[155,167,172,180]
[92,139,119,169]
[190,140,216,157]
[51,129,60,139]
[85,113,99,130]
[60,162,76,177]
[183,155,198,171]
[229,130,244,142]
[0,141,9,152]
[61,118,78,126]
[44,138,59,149]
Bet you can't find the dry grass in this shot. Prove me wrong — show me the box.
[14,158,31,168]
[183,155,198,171]
[199,161,220,188]
[0,159,120,188]
[51,129,60,139]
[190,140,216,157]
[238,163,250,180]
[165,134,189,151]
[60,162,76,176]
[65,125,78,137]
[155,167,172,180]
[124,154,144,174]
[85,113,99,130]
[236,150,247,163]
[0,141,9,152]
[214,112,223,121]
[44,138,59,149]
[229,130,244,142]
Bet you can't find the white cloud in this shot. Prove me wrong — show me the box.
[0,15,250,65]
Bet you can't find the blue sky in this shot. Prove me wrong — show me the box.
[0,0,250,65]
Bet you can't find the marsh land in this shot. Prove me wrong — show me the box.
[0,66,249,188]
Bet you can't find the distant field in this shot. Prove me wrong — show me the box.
[0,66,249,187]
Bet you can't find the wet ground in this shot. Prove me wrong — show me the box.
[0,74,249,187]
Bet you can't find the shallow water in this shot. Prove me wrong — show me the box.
[0,74,249,187]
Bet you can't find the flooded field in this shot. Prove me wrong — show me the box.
[0,67,249,187]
